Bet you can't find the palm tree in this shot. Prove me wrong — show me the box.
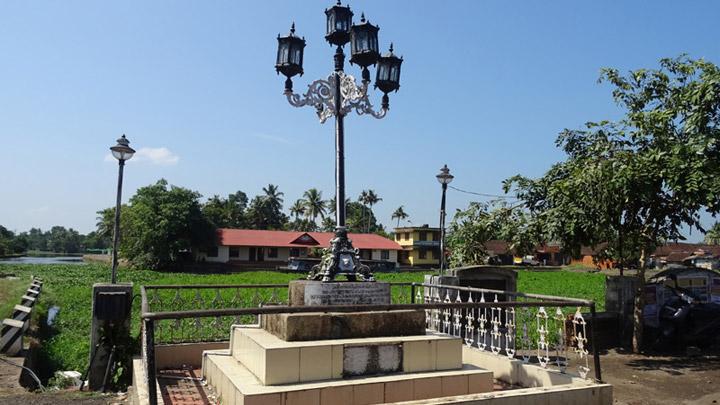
[302,188,327,225]
[327,196,350,215]
[289,199,306,221]
[364,189,382,233]
[391,206,409,227]
[705,222,720,245]
[262,184,284,212]
[358,190,369,232]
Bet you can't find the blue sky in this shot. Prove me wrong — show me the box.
[1,1,718,241]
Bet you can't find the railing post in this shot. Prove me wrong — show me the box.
[411,283,416,304]
[144,318,157,405]
[590,303,602,382]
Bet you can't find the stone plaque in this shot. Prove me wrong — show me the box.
[303,282,390,306]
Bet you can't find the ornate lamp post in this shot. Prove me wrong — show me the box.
[109,135,135,284]
[276,1,403,282]
[436,165,454,273]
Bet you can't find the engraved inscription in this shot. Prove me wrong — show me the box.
[304,282,391,306]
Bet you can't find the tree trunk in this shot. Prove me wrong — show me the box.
[632,247,646,353]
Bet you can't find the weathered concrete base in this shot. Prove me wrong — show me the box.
[230,325,462,385]
[203,349,493,405]
[288,280,390,306]
[261,310,426,341]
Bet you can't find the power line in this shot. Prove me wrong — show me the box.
[447,185,518,200]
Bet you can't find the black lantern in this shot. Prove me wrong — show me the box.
[276,23,306,79]
[325,1,353,47]
[375,43,403,94]
[349,13,380,81]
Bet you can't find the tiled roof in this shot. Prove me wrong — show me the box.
[217,229,402,250]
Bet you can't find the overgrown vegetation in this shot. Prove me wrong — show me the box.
[0,263,605,381]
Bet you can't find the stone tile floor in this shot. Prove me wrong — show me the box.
[158,368,216,405]
[158,365,514,405]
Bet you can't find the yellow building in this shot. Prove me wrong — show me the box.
[393,225,441,267]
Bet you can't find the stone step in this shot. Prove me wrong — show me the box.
[203,349,494,405]
[230,325,463,385]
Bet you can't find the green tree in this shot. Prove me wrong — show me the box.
[289,199,306,221]
[391,206,409,227]
[446,203,498,267]
[120,179,215,270]
[704,222,720,245]
[302,188,326,226]
[505,56,720,352]
[202,191,248,228]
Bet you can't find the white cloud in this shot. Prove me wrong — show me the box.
[105,147,179,166]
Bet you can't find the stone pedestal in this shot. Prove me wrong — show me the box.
[262,310,425,341]
[288,280,390,306]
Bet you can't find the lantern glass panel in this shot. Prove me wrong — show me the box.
[327,15,334,35]
[277,42,289,65]
[291,47,302,65]
[378,64,389,81]
[390,65,400,82]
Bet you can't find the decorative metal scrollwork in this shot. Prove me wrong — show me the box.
[285,71,387,123]
[537,306,550,368]
[572,307,590,378]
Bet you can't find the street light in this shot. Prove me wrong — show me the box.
[109,135,135,284]
[276,1,403,282]
[436,164,454,273]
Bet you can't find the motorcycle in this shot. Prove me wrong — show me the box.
[652,275,720,350]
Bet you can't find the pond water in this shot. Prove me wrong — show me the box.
[0,256,85,265]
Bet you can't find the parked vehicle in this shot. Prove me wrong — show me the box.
[513,255,540,266]
[648,270,720,350]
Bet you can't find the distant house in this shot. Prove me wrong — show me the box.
[569,244,614,269]
[200,229,402,266]
[651,243,720,269]
[393,225,441,267]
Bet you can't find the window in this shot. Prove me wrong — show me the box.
[290,248,300,257]
[229,247,239,258]
[420,231,427,241]
[432,232,439,241]
[381,250,389,260]
[419,248,427,259]
[268,248,279,258]
[405,232,410,240]
[207,246,219,257]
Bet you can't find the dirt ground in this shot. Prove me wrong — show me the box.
[602,347,720,405]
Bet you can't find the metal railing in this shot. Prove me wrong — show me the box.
[139,282,601,405]
[416,283,601,383]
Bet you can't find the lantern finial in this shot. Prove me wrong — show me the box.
[290,22,296,35]
[360,12,365,22]
[337,0,341,4]
[389,43,394,53]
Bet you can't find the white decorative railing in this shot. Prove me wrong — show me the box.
[418,283,597,380]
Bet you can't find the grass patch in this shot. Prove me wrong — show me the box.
[0,276,31,318]
[0,264,605,378]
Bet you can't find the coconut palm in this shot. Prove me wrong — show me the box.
[262,184,284,212]
[302,188,327,225]
[364,190,382,232]
[705,222,720,245]
[391,206,409,227]
[358,190,369,231]
[289,199,306,221]
[327,196,350,215]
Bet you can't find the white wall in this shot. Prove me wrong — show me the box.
[205,246,229,263]
[370,249,399,266]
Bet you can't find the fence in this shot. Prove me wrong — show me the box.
[139,282,600,405]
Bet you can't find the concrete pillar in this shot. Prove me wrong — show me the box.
[88,282,133,390]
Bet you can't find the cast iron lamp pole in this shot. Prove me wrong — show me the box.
[109,135,135,284]
[436,165,454,274]
[275,1,403,282]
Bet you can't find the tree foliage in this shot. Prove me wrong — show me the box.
[120,179,215,270]
[704,222,720,245]
[504,56,720,351]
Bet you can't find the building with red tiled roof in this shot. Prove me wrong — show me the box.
[201,229,402,265]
